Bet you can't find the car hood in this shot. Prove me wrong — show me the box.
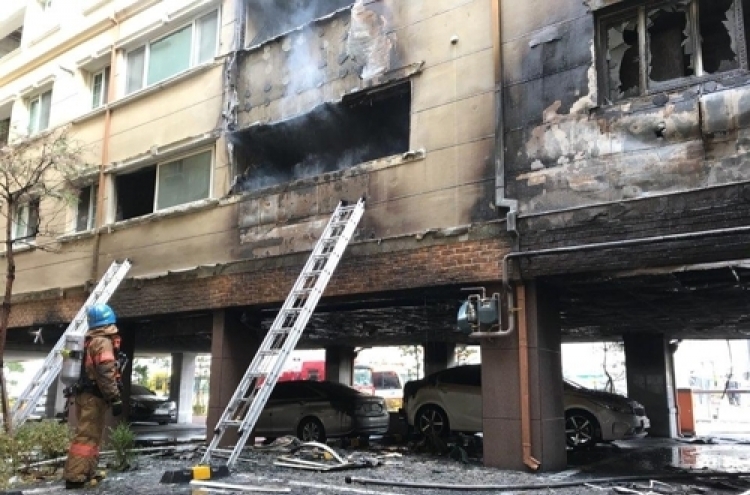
[131,395,170,404]
[566,386,633,406]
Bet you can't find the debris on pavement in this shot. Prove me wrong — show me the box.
[273,441,379,472]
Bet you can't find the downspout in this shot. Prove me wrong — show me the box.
[90,13,120,283]
[492,0,518,238]
[516,284,539,470]
[490,0,536,472]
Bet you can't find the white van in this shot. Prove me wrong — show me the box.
[371,368,405,412]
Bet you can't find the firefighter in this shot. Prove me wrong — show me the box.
[63,303,124,490]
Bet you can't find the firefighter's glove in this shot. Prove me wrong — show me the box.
[111,400,123,417]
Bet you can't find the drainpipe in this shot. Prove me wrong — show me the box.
[489,0,536,472]
[90,13,120,283]
[516,284,540,471]
[492,0,518,240]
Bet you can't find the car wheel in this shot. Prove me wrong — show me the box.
[565,410,600,449]
[297,417,326,443]
[416,405,450,438]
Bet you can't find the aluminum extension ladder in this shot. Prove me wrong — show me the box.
[9,259,132,429]
[201,198,365,468]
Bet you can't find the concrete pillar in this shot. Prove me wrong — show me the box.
[170,353,197,424]
[481,282,566,471]
[623,333,678,438]
[423,342,456,377]
[207,310,261,445]
[325,346,355,385]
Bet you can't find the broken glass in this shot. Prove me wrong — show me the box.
[647,2,694,83]
[700,0,739,74]
[607,19,641,100]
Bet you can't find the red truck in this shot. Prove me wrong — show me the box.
[278,360,325,382]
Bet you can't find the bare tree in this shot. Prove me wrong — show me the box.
[601,341,625,394]
[0,126,89,432]
[455,344,477,365]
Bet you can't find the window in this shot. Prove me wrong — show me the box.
[115,149,212,221]
[231,81,411,192]
[76,185,98,232]
[125,10,219,95]
[156,150,211,210]
[600,0,748,102]
[0,119,9,146]
[28,90,52,135]
[12,200,40,242]
[91,67,110,109]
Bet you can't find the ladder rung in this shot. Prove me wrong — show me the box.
[208,448,235,456]
[257,350,280,357]
[220,420,243,428]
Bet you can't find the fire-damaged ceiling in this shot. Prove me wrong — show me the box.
[8,263,750,358]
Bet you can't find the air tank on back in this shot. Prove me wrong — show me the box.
[60,334,85,386]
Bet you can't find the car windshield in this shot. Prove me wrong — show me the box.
[373,371,401,390]
[131,384,156,396]
[354,367,373,387]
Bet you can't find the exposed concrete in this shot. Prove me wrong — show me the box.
[624,333,679,438]
[325,346,355,385]
[480,282,566,471]
[423,342,456,376]
[170,352,197,424]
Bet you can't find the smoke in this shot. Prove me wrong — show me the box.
[230,82,411,193]
[245,0,355,46]
[232,0,398,194]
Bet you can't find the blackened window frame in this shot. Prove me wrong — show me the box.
[597,0,749,104]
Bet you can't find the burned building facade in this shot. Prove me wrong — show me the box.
[1,0,518,466]
[7,0,750,473]
[492,0,750,471]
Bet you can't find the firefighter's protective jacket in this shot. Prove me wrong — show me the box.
[84,324,121,402]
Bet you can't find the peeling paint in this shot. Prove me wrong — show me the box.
[348,0,394,79]
[569,42,598,114]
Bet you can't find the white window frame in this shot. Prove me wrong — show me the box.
[27,89,52,135]
[91,67,110,109]
[11,200,39,243]
[153,148,214,212]
[75,184,98,232]
[124,10,220,95]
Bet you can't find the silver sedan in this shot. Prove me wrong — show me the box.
[254,380,390,442]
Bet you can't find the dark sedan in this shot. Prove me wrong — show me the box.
[254,380,390,442]
[129,384,177,425]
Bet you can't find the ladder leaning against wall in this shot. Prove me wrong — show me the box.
[9,259,132,429]
[201,198,366,469]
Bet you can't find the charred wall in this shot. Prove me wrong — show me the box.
[504,0,750,273]
[232,0,501,257]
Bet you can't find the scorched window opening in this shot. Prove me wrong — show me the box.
[598,0,750,103]
[231,81,411,193]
